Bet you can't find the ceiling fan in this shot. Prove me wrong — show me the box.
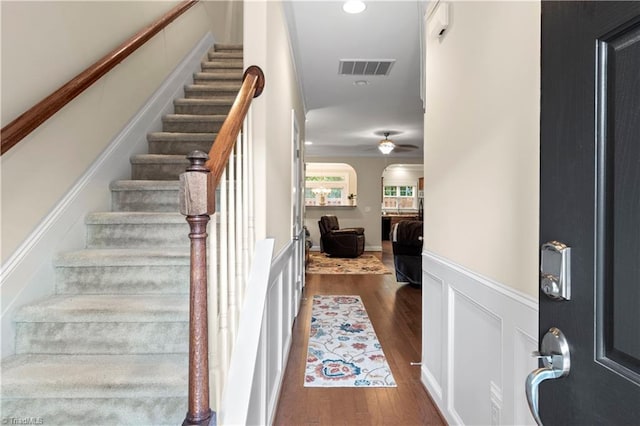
[378,132,395,154]
[306,130,420,154]
[375,131,419,154]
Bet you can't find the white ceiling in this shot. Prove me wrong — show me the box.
[284,1,425,158]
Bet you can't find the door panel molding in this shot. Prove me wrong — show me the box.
[595,17,640,386]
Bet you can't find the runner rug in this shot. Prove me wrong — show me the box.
[306,252,392,275]
[304,295,397,387]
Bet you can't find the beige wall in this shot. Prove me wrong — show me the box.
[244,0,305,255]
[0,1,236,263]
[424,1,540,297]
[304,156,423,251]
[382,164,423,187]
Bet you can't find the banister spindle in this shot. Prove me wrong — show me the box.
[180,151,215,426]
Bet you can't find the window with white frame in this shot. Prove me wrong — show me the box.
[305,163,357,206]
[382,185,416,210]
[305,174,349,206]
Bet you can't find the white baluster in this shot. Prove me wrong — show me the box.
[219,168,229,379]
[227,146,237,342]
[241,118,250,296]
[208,211,220,410]
[247,109,256,266]
[235,131,244,320]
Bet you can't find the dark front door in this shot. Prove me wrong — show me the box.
[539,2,640,424]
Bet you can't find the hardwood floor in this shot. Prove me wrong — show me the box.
[273,243,446,425]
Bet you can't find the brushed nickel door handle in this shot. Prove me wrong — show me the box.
[525,327,571,425]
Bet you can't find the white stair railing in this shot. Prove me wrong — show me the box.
[208,113,256,410]
[207,123,303,421]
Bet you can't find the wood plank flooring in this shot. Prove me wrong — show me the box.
[273,243,446,425]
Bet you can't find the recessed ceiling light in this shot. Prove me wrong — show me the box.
[343,1,366,14]
[305,141,313,145]
[353,80,370,86]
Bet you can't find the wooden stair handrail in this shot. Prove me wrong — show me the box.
[0,0,198,155]
[205,66,265,195]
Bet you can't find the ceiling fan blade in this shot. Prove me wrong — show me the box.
[393,144,420,152]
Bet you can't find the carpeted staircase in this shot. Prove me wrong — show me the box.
[1,43,243,425]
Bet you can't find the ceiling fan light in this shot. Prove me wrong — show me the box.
[343,1,366,14]
[378,140,395,154]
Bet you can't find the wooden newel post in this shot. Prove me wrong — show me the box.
[180,151,216,426]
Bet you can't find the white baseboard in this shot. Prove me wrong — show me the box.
[421,251,539,426]
[0,32,215,357]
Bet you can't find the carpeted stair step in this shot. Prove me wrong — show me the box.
[194,70,242,80]
[85,212,188,249]
[186,80,241,90]
[130,154,189,180]
[214,43,243,52]
[207,51,243,61]
[184,83,241,99]
[201,60,243,72]
[173,97,235,115]
[147,132,216,155]
[54,249,189,295]
[162,113,226,133]
[15,295,188,354]
[110,180,180,212]
[193,72,242,88]
[1,353,186,425]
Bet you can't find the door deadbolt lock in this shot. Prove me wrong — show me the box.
[540,241,571,300]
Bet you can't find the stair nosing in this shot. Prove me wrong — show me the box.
[129,155,189,165]
[85,211,185,225]
[15,294,189,323]
[55,248,189,267]
[163,114,227,120]
[174,98,235,105]
[109,180,180,191]
[185,83,241,90]
[1,354,187,398]
[147,132,217,143]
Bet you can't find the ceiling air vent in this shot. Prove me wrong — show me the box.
[338,59,395,76]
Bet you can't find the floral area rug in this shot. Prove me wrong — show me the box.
[306,252,392,275]
[304,295,396,387]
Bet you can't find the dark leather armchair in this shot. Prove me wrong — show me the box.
[318,215,365,258]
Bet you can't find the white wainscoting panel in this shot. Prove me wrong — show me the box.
[421,251,539,426]
[423,271,444,399]
[451,288,503,424]
[514,328,539,425]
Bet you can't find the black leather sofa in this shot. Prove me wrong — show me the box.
[391,220,423,286]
